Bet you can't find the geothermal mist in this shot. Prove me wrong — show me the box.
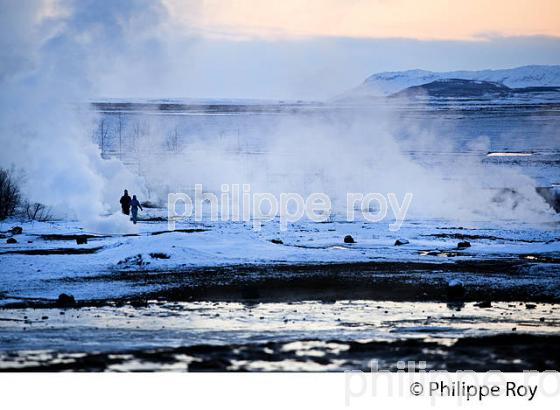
[0,0,555,233]
[0,0,165,233]
[129,104,555,225]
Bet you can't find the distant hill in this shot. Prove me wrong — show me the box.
[390,78,560,98]
[336,65,560,100]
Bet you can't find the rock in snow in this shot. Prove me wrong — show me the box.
[447,279,465,299]
[56,293,76,308]
[525,303,537,310]
[448,279,464,288]
[9,226,23,235]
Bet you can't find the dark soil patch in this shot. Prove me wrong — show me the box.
[150,228,209,236]
[0,247,102,255]
[150,253,170,259]
[422,233,553,243]
[39,234,109,241]
[4,256,556,309]
[139,216,167,222]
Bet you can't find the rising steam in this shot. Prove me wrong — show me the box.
[132,104,556,225]
[0,0,167,233]
[0,0,555,234]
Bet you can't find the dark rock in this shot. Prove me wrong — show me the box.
[76,237,88,245]
[447,301,465,311]
[140,201,159,209]
[536,186,560,213]
[6,238,17,244]
[9,226,23,235]
[241,288,260,300]
[142,216,167,222]
[447,279,465,299]
[149,252,170,259]
[474,301,492,308]
[394,239,409,246]
[270,239,284,245]
[525,303,537,310]
[56,293,76,308]
[117,254,146,267]
[457,241,471,249]
[344,235,355,244]
[130,299,148,308]
[188,359,230,371]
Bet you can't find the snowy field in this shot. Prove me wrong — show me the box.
[0,213,559,304]
[1,95,559,371]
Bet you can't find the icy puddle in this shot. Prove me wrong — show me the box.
[0,300,559,371]
[487,152,533,157]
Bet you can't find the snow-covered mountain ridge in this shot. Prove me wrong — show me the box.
[340,65,560,98]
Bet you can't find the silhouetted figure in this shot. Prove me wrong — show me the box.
[120,189,131,215]
[130,195,143,224]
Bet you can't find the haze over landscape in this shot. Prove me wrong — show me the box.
[0,0,559,374]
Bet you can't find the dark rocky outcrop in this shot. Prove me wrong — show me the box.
[9,226,23,235]
[457,241,471,249]
[76,237,88,245]
[391,79,511,98]
[447,279,465,299]
[56,293,76,308]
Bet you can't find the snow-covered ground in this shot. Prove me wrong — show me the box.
[2,93,560,304]
[1,209,559,303]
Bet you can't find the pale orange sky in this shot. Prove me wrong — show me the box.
[166,0,560,40]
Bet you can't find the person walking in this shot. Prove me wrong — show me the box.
[120,189,131,215]
[130,195,143,224]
